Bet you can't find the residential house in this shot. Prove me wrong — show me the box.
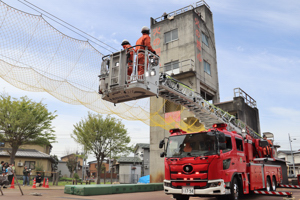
[61,154,83,178]
[133,143,150,176]
[278,150,300,176]
[88,159,110,178]
[116,157,142,184]
[57,160,69,177]
[0,144,55,177]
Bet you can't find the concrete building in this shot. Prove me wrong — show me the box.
[116,157,142,184]
[133,143,150,176]
[215,88,261,134]
[149,1,220,183]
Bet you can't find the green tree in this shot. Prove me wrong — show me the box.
[72,113,132,184]
[0,94,57,164]
[65,152,78,178]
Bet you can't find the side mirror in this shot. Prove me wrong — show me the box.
[159,139,165,149]
[218,132,226,143]
[219,143,226,150]
[160,152,165,158]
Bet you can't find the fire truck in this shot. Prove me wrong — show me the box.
[158,125,282,200]
[99,47,289,200]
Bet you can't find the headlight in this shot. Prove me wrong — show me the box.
[164,182,171,187]
[210,182,222,187]
[150,70,156,76]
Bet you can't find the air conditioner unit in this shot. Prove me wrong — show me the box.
[144,165,149,169]
[18,162,23,167]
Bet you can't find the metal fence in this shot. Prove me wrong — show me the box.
[234,88,257,108]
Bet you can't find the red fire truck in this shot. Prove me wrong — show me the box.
[159,123,283,200]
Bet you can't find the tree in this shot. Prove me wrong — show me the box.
[64,152,78,178]
[0,94,57,164]
[72,113,132,184]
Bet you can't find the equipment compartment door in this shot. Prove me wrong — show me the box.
[249,164,264,190]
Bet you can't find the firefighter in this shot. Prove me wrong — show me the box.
[183,142,192,152]
[121,39,133,77]
[135,26,156,76]
[263,135,273,157]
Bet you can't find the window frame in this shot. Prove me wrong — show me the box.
[24,161,36,170]
[202,32,209,47]
[222,135,233,153]
[164,60,179,73]
[165,29,179,44]
[235,137,244,152]
[203,60,211,75]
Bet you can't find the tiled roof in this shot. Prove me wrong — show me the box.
[0,148,53,159]
[117,157,142,163]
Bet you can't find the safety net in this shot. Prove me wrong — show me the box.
[0,1,205,133]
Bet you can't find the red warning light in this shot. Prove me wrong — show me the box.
[213,123,227,129]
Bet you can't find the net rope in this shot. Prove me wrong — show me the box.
[0,1,205,133]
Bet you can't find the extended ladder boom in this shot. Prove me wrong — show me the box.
[159,74,261,139]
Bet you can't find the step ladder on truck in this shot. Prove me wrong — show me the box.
[98,49,296,200]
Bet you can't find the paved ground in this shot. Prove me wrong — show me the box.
[1,187,299,200]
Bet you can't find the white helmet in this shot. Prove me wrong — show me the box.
[121,39,130,46]
[141,26,150,33]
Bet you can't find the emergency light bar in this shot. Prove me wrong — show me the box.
[213,123,227,129]
[169,128,186,134]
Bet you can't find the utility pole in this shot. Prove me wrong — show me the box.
[288,133,296,177]
[110,139,112,184]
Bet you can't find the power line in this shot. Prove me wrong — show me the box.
[16,0,117,53]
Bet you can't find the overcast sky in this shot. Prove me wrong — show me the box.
[1,0,299,160]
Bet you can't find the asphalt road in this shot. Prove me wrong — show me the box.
[1,187,299,200]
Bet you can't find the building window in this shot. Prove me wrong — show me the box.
[0,142,4,147]
[235,138,243,151]
[165,29,178,43]
[25,161,35,170]
[164,60,179,74]
[204,60,211,75]
[202,32,209,47]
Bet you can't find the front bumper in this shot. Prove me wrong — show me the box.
[164,179,229,196]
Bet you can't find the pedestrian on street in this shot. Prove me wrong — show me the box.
[23,166,30,186]
[7,164,14,184]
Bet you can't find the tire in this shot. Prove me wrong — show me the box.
[266,177,271,191]
[271,177,277,191]
[173,194,190,200]
[228,177,239,200]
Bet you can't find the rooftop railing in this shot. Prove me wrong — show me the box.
[154,1,210,23]
[234,88,257,108]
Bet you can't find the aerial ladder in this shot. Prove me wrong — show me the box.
[98,46,261,139]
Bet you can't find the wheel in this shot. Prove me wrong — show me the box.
[266,177,271,191]
[228,177,240,200]
[271,177,277,191]
[173,194,190,200]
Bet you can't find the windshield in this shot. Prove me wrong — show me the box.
[166,132,217,158]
